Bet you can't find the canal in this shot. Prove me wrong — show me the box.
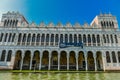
[0,72,120,80]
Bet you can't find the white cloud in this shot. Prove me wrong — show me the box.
[0,0,27,20]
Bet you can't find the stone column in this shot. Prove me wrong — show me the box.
[5,50,8,62]
[91,34,93,46]
[44,34,46,46]
[112,34,116,46]
[25,34,28,46]
[102,51,106,71]
[39,53,42,70]
[49,34,51,46]
[20,52,24,70]
[29,34,32,46]
[86,35,88,46]
[115,51,119,67]
[30,53,33,70]
[54,34,55,46]
[58,53,60,70]
[39,35,41,46]
[110,51,113,67]
[93,54,97,71]
[0,50,2,61]
[6,33,9,44]
[67,53,69,70]
[34,34,37,46]
[95,35,98,46]
[48,53,51,70]
[85,56,88,71]
[76,54,78,70]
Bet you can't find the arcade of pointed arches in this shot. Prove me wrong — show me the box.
[1,49,120,71]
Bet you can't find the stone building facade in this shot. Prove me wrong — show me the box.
[0,11,120,71]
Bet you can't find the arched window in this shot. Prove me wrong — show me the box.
[17,33,22,45]
[7,20,10,27]
[7,50,12,61]
[65,34,68,43]
[69,34,73,43]
[8,33,12,42]
[112,22,114,28]
[88,34,91,46]
[36,34,40,45]
[27,34,31,45]
[78,34,82,42]
[12,33,16,42]
[118,52,120,63]
[110,35,114,43]
[55,34,59,45]
[101,21,103,28]
[106,51,111,63]
[4,33,8,42]
[32,34,36,45]
[41,34,45,46]
[60,34,63,43]
[92,35,96,46]
[10,20,12,27]
[104,21,106,28]
[46,34,49,45]
[103,35,106,43]
[74,34,77,43]
[97,35,100,46]
[115,35,118,43]
[107,35,110,43]
[109,21,112,28]
[22,34,26,45]
[15,20,18,27]
[13,20,15,27]
[4,20,7,26]
[50,34,54,45]
[83,34,86,45]
[112,51,117,63]
[0,33,4,42]
[106,21,109,28]
[0,50,6,61]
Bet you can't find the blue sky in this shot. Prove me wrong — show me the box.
[0,0,120,25]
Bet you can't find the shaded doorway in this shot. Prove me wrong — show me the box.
[13,50,22,70]
[60,51,67,70]
[69,51,76,70]
[87,51,95,71]
[78,51,85,71]
[96,51,103,71]
[22,51,31,70]
[51,51,58,70]
[32,51,40,70]
[41,51,49,70]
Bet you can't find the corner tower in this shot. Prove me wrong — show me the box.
[0,11,28,27]
[91,13,118,30]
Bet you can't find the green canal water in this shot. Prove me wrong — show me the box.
[0,72,120,80]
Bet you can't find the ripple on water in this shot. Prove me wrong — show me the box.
[0,72,120,80]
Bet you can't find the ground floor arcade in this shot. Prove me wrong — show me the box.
[12,50,104,71]
[1,49,120,71]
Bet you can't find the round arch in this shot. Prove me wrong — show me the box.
[22,50,31,70]
[32,50,40,70]
[96,51,103,71]
[87,51,95,71]
[60,51,67,70]
[41,50,49,70]
[51,51,58,70]
[78,51,85,70]
[13,50,22,70]
[69,51,76,70]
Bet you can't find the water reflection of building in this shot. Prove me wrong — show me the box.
[0,11,120,71]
